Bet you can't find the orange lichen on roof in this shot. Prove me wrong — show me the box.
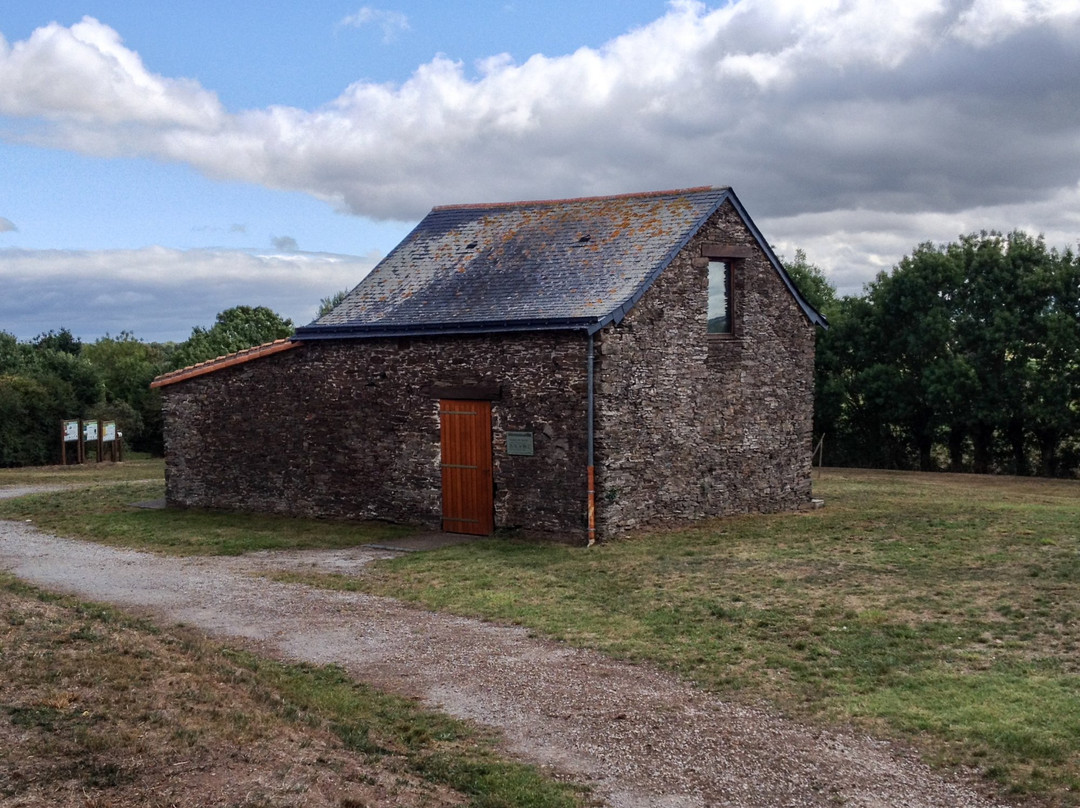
[150,339,302,389]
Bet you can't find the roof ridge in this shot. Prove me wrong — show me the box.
[150,338,300,389]
[432,186,726,212]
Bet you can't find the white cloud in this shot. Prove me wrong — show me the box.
[952,0,1080,44]
[766,182,1080,296]
[0,246,380,341]
[338,7,411,43]
[0,17,222,128]
[2,1,1080,293]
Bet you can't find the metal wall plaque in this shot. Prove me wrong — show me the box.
[506,431,534,456]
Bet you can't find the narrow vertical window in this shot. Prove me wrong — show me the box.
[707,260,731,334]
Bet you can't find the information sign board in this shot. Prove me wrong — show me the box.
[63,420,79,442]
[103,422,117,442]
[506,431,534,456]
[83,420,99,442]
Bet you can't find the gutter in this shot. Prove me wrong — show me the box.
[586,332,596,547]
[294,316,601,342]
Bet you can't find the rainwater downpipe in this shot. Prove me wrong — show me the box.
[586,332,596,547]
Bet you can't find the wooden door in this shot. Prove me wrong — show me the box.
[439,400,494,535]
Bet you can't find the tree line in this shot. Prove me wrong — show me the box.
[0,306,293,466]
[788,231,1080,477]
[3,240,1079,477]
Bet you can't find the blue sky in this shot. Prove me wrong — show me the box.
[2,0,1079,342]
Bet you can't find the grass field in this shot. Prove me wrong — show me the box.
[0,459,412,554]
[2,464,1078,804]
[0,573,585,807]
[351,469,1080,804]
[0,457,165,485]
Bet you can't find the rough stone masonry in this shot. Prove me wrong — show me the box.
[160,197,817,542]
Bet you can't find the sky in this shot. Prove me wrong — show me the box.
[1,0,1079,343]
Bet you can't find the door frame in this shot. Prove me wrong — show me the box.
[439,399,494,535]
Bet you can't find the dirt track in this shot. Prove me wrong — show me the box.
[0,518,1012,808]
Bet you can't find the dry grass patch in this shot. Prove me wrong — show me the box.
[0,574,585,808]
[0,458,164,487]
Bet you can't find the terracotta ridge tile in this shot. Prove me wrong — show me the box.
[150,339,300,389]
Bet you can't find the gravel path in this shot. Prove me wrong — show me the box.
[0,519,1013,808]
[0,483,80,498]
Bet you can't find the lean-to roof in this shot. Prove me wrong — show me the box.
[150,339,301,389]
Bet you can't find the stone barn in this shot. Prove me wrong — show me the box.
[152,186,826,544]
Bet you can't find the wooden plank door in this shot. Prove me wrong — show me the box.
[439,400,494,535]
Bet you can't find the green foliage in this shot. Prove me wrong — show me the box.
[0,304,292,466]
[169,306,294,370]
[0,374,55,466]
[816,232,1080,475]
[82,332,173,454]
[0,332,105,467]
[316,288,349,319]
[33,327,82,355]
[783,248,837,316]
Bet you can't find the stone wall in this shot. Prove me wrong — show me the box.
[162,201,817,543]
[162,332,590,540]
[593,200,817,535]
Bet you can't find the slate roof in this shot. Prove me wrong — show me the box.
[295,186,823,340]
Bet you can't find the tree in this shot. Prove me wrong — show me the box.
[783,251,852,463]
[169,306,294,371]
[0,374,54,466]
[82,332,172,454]
[33,328,82,356]
[811,293,901,467]
[316,289,349,320]
[0,308,295,466]
[0,332,22,373]
[949,232,1048,474]
[783,249,836,315]
[814,230,1080,476]
[0,331,104,466]
[1023,244,1080,475]
[861,243,972,470]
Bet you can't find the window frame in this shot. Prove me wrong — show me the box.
[706,259,733,336]
[701,243,753,340]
